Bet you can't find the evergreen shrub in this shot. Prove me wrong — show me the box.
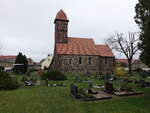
[0,70,20,90]
[41,71,67,81]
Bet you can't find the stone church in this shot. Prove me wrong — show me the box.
[50,9,115,75]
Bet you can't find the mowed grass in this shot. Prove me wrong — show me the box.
[0,75,150,113]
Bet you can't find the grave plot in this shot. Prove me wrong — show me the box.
[82,90,112,102]
[114,91,142,96]
[104,81,143,97]
[70,77,144,102]
[136,79,150,88]
[70,84,112,102]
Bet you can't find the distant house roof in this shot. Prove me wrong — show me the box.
[116,59,148,69]
[116,59,128,64]
[0,55,37,65]
[115,59,139,65]
[39,59,45,64]
[56,37,114,57]
[27,58,36,65]
[0,56,16,59]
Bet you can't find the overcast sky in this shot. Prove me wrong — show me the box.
[0,0,139,62]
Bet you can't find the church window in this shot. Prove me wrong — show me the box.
[88,57,92,64]
[105,57,108,64]
[79,57,82,64]
[69,58,72,64]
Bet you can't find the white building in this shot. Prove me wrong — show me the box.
[41,55,53,69]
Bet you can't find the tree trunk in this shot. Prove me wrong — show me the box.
[128,60,132,75]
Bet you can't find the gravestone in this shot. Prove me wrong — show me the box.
[139,79,145,87]
[75,76,80,82]
[71,84,78,98]
[141,80,145,87]
[105,81,114,94]
[139,79,150,87]
[46,79,49,86]
[88,81,93,88]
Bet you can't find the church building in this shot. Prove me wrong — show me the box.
[50,9,115,75]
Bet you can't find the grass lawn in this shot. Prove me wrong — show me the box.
[0,74,150,113]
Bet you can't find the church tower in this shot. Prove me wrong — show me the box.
[54,9,69,43]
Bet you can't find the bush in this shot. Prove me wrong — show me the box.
[29,68,38,72]
[120,82,133,91]
[0,70,20,90]
[0,66,4,71]
[115,67,127,78]
[41,71,67,81]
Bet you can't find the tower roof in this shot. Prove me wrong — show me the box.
[55,9,68,20]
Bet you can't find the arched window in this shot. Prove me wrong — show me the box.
[69,58,72,64]
[79,57,82,64]
[88,57,92,64]
[105,57,108,64]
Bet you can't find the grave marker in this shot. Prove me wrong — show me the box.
[71,84,78,98]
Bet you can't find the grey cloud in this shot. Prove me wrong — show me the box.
[0,0,138,61]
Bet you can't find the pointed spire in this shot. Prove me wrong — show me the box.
[55,9,68,20]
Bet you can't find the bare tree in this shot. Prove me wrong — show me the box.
[106,32,139,74]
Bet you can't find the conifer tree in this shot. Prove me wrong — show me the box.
[135,0,150,67]
[14,52,28,73]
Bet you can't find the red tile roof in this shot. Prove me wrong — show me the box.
[0,56,16,59]
[56,38,99,55]
[96,45,115,57]
[55,9,68,20]
[115,59,139,65]
[56,37,114,57]
[115,59,128,64]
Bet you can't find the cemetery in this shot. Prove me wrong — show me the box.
[0,69,150,113]
[70,75,145,101]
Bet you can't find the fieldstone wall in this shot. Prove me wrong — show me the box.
[50,54,115,75]
[99,56,115,75]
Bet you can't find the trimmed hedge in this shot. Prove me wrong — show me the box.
[0,70,20,90]
[41,71,67,81]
